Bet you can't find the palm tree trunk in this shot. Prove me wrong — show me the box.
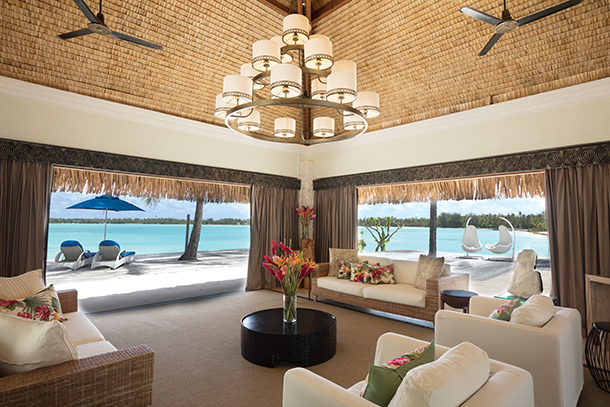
[179,198,205,261]
[429,200,437,257]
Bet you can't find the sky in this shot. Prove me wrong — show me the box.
[51,191,545,220]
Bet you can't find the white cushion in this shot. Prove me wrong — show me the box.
[76,340,117,359]
[362,284,426,307]
[510,294,555,327]
[358,254,392,266]
[388,341,490,407]
[317,277,365,297]
[62,312,106,346]
[0,269,45,299]
[390,260,418,285]
[0,314,78,376]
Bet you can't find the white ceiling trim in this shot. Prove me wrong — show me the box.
[2,76,609,156]
[305,76,610,154]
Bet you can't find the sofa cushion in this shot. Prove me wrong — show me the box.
[0,269,46,299]
[317,277,365,297]
[1,284,65,322]
[61,311,106,346]
[337,260,352,279]
[510,294,555,327]
[361,341,435,407]
[0,314,78,376]
[76,340,118,359]
[363,284,426,307]
[329,248,358,277]
[388,341,490,407]
[413,255,445,290]
[489,298,522,321]
[364,263,396,285]
[349,262,367,283]
[390,260,417,285]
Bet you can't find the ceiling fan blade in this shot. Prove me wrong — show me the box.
[58,28,94,40]
[479,33,504,56]
[72,0,100,23]
[518,0,584,27]
[460,7,502,26]
[110,31,162,50]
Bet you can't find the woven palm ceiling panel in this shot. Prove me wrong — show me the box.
[1,0,608,138]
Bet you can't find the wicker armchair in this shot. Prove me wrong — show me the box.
[0,289,155,407]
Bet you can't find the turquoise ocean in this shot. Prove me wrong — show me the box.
[47,224,550,260]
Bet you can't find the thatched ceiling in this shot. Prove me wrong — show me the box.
[1,0,608,140]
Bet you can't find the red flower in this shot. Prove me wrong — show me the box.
[0,299,17,307]
[35,305,50,321]
[17,311,33,319]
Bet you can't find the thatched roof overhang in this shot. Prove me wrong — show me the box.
[53,167,251,204]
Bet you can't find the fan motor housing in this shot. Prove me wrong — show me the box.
[88,22,111,36]
[495,19,518,34]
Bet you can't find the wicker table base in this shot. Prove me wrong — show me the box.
[241,308,336,367]
[585,322,610,393]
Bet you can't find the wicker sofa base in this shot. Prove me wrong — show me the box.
[311,264,469,323]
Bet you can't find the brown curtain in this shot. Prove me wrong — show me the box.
[246,186,299,291]
[0,159,52,278]
[545,164,610,325]
[314,187,358,263]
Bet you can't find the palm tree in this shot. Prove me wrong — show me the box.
[429,200,437,257]
[179,197,205,261]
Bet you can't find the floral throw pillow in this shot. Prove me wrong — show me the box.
[364,263,396,285]
[337,260,352,279]
[490,299,522,321]
[360,341,435,407]
[349,262,367,283]
[0,285,65,322]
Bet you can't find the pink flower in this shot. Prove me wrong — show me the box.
[0,299,17,307]
[17,311,33,319]
[271,241,278,256]
[35,305,50,321]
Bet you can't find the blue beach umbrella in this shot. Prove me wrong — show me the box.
[67,195,144,239]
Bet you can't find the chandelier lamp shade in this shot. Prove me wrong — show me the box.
[216,13,380,145]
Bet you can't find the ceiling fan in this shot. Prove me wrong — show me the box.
[460,0,583,56]
[58,0,162,50]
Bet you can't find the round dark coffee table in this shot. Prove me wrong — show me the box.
[241,308,336,367]
[440,289,479,313]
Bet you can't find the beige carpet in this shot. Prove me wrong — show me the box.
[88,290,610,407]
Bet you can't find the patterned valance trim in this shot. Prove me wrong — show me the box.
[0,138,300,190]
[314,141,610,190]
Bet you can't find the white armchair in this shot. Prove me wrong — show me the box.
[435,296,583,407]
[283,333,534,407]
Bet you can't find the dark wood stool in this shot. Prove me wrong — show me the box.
[440,289,479,313]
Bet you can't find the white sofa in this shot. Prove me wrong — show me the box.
[435,296,583,407]
[283,333,535,407]
[312,254,469,322]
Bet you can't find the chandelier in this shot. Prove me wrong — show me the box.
[214,14,380,145]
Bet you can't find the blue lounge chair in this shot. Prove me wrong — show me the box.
[50,240,95,270]
[90,240,135,270]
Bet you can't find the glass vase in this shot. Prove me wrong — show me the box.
[283,294,297,323]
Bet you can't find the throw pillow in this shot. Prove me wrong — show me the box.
[388,342,489,407]
[510,294,555,327]
[0,285,65,322]
[0,314,78,376]
[0,269,45,299]
[337,260,352,279]
[364,263,396,285]
[489,298,522,321]
[349,262,367,283]
[413,255,445,291]
[328,248,358,277]
[361,341,435,407]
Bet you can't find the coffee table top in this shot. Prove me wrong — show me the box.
[241,308,336,336]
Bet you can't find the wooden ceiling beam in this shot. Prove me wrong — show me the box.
[258,0,290,15]
[311,0,352,24]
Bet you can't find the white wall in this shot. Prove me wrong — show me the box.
[302,78,610,179]
[0,77,300,178]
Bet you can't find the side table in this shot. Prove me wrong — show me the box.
[440,289,478,313]
[585,321,610,393]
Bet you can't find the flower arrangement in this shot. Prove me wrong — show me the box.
[262,240,316,322]
[295,205,316,239]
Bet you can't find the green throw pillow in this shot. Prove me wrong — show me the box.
[361,341,435,407]
[490,299,522,321]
